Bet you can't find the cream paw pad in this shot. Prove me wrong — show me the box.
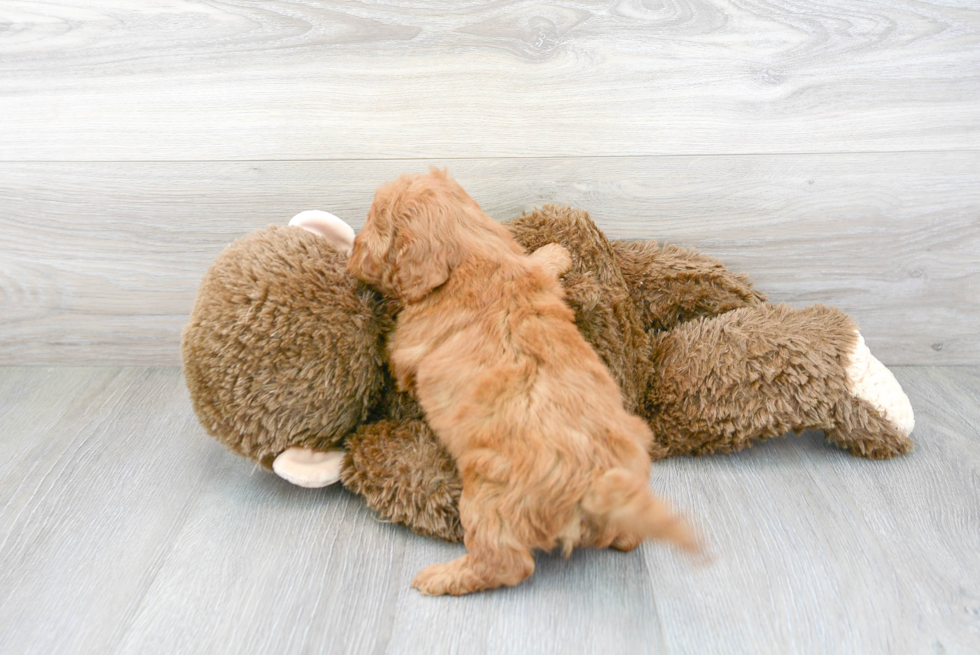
[846,332,915,436]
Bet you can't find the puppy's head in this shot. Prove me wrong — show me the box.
[348,169,488,303]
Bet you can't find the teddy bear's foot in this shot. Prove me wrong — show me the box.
[272,447,346,488]
[288,211,355,255]
[844,332,915,437]
[826,332,915,459]
[826,395,915,459]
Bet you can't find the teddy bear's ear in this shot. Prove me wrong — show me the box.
[288,211,355,255]
[393,229,451,303]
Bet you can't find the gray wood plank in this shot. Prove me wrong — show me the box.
[113,478,408,655]
[645,367,980,655]
[0,367,122,540]
[0,1,977,160]
[0,368,220,655]
[0,367,977,654]
[386,539,667,655]
[0,366,413,655]
[2,154,978,366]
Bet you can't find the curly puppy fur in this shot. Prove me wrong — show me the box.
[506,208,654,418]
[347,170,697,595]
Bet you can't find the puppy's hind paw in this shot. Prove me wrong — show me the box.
[411,562,459,596]
[610,532,642,553]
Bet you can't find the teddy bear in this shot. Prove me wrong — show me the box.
[182,204,914,542]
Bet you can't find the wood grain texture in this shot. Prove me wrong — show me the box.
[0,368,218,655]
[0,366,977,654]
[646,366,980,655]
[0,0,978,160]
[2,154,977,366]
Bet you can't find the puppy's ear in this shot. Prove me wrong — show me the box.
[394,230,451,303]
[346,239,378,283]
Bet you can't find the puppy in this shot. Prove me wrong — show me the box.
[348,170,698,595]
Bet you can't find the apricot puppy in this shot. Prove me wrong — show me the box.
[348,170,698,595]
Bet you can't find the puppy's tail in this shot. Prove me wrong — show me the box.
[583,468,701,555]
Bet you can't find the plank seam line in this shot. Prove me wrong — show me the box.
[2,149,980,165]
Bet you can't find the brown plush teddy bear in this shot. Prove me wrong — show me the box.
[182,204,914,542]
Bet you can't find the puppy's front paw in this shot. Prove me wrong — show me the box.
[531,243,573,278]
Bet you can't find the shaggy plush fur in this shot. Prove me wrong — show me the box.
[181,226,392,469]
[347,171,696,595]
[343,418,462,540]
[184,200,914,546]
[610,240,767,333]
[647,302,896,457]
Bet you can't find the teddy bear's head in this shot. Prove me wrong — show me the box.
[183,205,658,473]
[181,225,395,469]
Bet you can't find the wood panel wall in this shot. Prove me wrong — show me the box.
[1,1,978,365]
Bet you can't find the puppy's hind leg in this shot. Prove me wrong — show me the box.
[412,495,534,596]
[584,468,700,555]
[412,547,534,597]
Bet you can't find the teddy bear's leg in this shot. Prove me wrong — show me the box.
[272,448,346,488]
[644,303,914,459]
[825,333,915,458]
[341,419,464,542]
[611,240,767,333]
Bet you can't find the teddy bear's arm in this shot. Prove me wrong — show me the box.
[342,419,464,542]
[611,240,766,333]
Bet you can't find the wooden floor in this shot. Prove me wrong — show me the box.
[0,365,977,654]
